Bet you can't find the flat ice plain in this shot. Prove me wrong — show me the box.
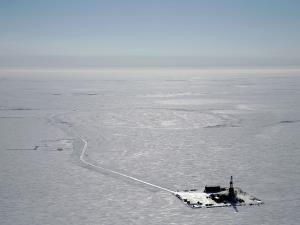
[1,69,300,224]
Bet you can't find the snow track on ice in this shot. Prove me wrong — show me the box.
[79,137,176,194]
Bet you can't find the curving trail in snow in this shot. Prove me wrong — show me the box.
[79,137,176,194]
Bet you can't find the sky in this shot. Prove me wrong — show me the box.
[0,0,300,67]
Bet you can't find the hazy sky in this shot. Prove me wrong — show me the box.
[1,0,300,67]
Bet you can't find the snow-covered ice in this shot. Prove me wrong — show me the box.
[1,71,300,224]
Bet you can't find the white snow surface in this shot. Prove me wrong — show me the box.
[1,72,300,224]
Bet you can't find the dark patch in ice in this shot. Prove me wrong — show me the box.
[52,93,62,96]
[7,145,39,151]
[59,120,73,127]
[7,145,65,152]
[204,124,240,129]
[13,108,35,111]
[0,107,37,111]
[279,120,300,124]
[72,93,98,96]
[264,119,300,128]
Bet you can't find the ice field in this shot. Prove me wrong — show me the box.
[1,70,300,224]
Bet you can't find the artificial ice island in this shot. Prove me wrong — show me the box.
[175,176,263,209]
